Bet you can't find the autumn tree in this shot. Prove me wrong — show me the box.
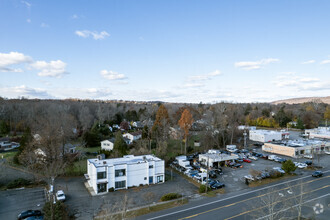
[178,109,194,155]
[324,106,330,126]
[152,104,170,141]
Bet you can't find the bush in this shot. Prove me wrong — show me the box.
[282,160,296,174]
[160,193,182,201]
[269,170,282,178]
[43,201,69,220]
[108,187,114,192]
[6,178,31,189]
[199,185,211,193]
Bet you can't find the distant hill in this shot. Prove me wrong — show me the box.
[271,96,330,105]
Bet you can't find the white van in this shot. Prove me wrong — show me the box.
[268,155,277,160]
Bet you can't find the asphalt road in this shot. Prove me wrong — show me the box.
[136,171,330,220]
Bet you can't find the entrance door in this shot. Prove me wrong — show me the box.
[149,176,153,184]
[97,183,107,193]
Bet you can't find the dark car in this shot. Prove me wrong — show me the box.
[235,158,244,163]
[312,171,323,177]
[233,163,242,168]
[262,172,270,178]
[304,160,313,166]
[18,210,42,220]
[209,170,217,178]
[241,149,249,153]
[210,182,225,189]
[262,154,269,160]
[277,158,287,163]
[213,168,223,175]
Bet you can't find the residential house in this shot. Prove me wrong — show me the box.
[101,139,115,151]
[86,154,165,194]
[123,131,142,144]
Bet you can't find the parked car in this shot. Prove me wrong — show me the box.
[56,190,66,202]
[312,171,323,177]
[18,210,42,220]
[325,151,330,155]
[304,154,313,159]
[261,154,269,160]
[235,158,244,163]
[241,149,249,153]
[304,160,313,166]
[25,216,44,220]
[210,182,225,189]
[261,172,270,178]
[277,158,287,163]
[243,158,252,163]
[273,167,285,174]
[214,168,223,175]
[268,155,277,160]
[297,163,307,169]
[249,156,258,161]
[233,163,243,168]
[209,170,217,178]
[244,175,255,181]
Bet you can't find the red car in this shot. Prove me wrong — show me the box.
[243,158,252,163]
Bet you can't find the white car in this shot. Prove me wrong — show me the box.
[56,190,66,202]
[297,163,307,169]
[249,156,258,161]
[273,167,285,174]
[325,151,330,155]
[304,154,313,159]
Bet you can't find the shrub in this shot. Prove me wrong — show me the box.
[199,185,211,193]
[43,201,69,220]
[6,178,31,189]
[282,160,296,174]
[269,170,282,179]
[108,187,114,192]
[160,193,182,201]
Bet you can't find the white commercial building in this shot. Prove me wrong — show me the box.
[86,155,164,194]
[199,149,239,168]
[249,130,283,143]
[305,127,330,139]
[175,155,192,170]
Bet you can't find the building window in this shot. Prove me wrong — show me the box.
[149,165,154,169]
[115,169,126,177]
[115,180,126,189]
[97,171,106,179]
[144,177,147,180]
[97,183,107,193]
[157,175,163,183]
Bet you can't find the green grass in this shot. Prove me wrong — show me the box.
[0,151,17,159]
[64,159,87,176]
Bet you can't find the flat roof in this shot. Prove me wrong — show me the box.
[199,153,238,161]
[88,154,162,168]
[268,139,329,148]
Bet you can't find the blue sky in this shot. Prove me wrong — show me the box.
[1,0,330,103]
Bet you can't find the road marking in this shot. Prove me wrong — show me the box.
[177,178,329,220]
[313,203,324,214]
[257,194,330,220]
[146,172,330,220]
[225,185,330,220]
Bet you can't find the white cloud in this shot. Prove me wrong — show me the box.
[301,60,315,64]
[272,73,330,92]
[100,70,127,80]
[40,23,50,28]
[320,59,330,64]
[0,52,32,72]
[188,70,222,81]
[30,60,68,77]
[235,58,279,70]
[182,83,205,88]
[75,30,110,40]
[0,85,51,99]
[71,14,78,19]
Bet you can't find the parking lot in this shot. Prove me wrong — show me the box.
[55,169,198,219]
[0,187,46,219]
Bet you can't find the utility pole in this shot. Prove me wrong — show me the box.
[205,157,209,194]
